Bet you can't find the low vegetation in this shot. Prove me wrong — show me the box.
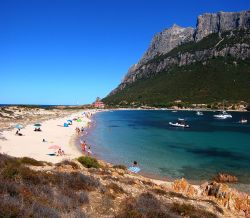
[55,159,80,169]
[0,154,99,217]
[0,154,227,217]
[78,156,100,168]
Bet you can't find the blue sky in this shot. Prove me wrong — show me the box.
[0,0,249,105]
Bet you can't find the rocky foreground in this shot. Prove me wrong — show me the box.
[1,154,249,218]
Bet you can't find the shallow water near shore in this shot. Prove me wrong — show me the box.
[84,110,250,192]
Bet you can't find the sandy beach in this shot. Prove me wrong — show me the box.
[0,110,95,163]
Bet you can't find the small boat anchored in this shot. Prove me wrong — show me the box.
[213,100,232,119]
[196,111,203,116]
[213,111,232,119]
[239,118,248,124]
[169,118,189,128]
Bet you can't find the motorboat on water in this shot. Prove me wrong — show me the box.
[213,111,232,119]
[171,110,178,113]
[196,111,203,116]
[239,118,248,124]
[169,118,189,128]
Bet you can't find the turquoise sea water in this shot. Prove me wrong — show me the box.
[84,110,250,191]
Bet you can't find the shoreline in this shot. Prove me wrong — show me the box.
[109,107,249,112]
[1,108,250,195]
[80,109,250,194]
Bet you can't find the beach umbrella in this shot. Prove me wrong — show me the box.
[15,124,24,129]
[34,123,42,127]
[77,119,82,122]
[67,120,72,123]
[48,145,61,150]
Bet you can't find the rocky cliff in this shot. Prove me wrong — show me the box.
[195,10,250,41]
[104,10,250,105]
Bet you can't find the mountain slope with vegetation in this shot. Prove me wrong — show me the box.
[103,10,250,107]
[104,56,250,107]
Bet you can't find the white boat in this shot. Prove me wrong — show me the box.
[171,110,177,113]
[169,118,189,128]
[239,118,248,124]
[196,111,203,116]
[213,111,232,119]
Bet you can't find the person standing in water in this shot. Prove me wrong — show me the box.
[81,141,87,153]
[133,161,138,167]
[87,145,92,156]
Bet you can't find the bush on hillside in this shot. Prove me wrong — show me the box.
[170,202,218,218]
[77,156,100,168]
[19,157,45,166]
[55,160,80,169]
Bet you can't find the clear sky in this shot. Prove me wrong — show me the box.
[1,0,249,105]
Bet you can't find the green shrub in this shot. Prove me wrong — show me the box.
[77,156,100,168]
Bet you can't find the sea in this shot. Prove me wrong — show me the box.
[84,110,250,192]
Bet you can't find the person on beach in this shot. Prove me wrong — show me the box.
[75,127,80,135]
[81,141,86,153]
[81,127,84,132]
[15,129,23,136]
[57,148,65,156]
[87,145,92,156]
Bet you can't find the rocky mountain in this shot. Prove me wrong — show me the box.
[104,10,250,107]
[195,10,250,41]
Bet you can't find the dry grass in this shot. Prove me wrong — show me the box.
[55,160,80,169]
[0,154,98,217]
[170,202,218,218]
[113,165,127,170]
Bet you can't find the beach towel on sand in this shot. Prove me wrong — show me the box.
[128,166,141,173]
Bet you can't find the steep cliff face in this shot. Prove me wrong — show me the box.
[195,10,250,41]
[140,24,195,64]
[105,10,250,105]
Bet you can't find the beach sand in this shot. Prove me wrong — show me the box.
[0,110,94,163]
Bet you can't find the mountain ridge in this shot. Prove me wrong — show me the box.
[103,10,250,106]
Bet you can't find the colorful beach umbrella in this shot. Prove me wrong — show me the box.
[77,119,82,122]
[34,123,42,127]
[15,124,24,129]
[48,145,61,149]
[67,120,72,123]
